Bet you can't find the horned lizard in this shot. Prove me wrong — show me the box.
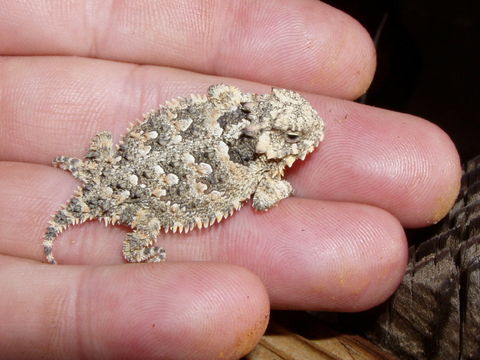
[43,84,324,264]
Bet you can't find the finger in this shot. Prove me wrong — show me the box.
[289,99,462,227]
[0,162,407,311]
[0,260,269,360]
[0,56,461,226]
[0,0,375,98]
[0,254,36,265]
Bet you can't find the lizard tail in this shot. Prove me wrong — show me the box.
[43,194,88,264]
[43,222,62,264]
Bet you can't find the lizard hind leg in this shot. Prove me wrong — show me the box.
[43,194,90,264]
[122,231,166,263]
[53,156,85,181]
[53,131,115,182]
[86,131,114,161]
[122,213,165,263]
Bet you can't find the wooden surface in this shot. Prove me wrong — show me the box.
[361,154,480,359]
[245,312,398,360]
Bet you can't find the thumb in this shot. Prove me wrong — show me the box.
[0,258,269,360]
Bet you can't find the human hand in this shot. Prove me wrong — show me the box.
[0,0,461,359]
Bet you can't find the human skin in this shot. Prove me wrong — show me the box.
[0,0,461,359]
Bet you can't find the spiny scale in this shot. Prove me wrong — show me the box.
[43,84,324,264]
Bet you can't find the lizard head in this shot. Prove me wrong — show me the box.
[242,88,325,168]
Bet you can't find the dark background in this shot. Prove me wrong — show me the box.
[324,0,479,162]
[309,0,480,341]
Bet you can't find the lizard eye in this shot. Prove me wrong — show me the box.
[285,132,300,143]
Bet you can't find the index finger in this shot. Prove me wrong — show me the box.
[0,0,375,98]
[0,56,461,227]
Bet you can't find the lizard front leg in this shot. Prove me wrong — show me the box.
[252,177,293,211]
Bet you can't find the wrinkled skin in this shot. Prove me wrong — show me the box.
[0,1,461,359]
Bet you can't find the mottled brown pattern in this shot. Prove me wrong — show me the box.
[43,84,324,264]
